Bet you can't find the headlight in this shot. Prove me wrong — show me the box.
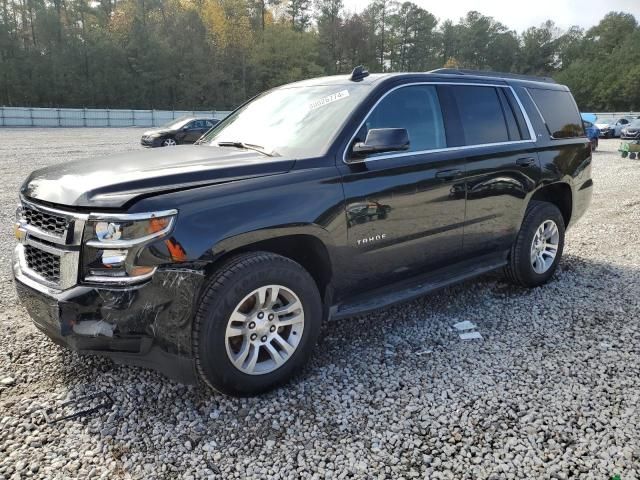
[82,210,177,283]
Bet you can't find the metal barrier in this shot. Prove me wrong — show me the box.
[592,112,640,119]
[0,107,231,127]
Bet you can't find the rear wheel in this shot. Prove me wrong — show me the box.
[504,201,565,287]
[193,252,322,396]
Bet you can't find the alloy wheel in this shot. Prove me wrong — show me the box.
[225,285,304,375]
[530,219,560,274]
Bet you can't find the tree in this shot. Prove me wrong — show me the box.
[287,0,311,31]
[1,2,639,112]
[518,21,560,75]
[386,2,438,71]
[316,0,343,73]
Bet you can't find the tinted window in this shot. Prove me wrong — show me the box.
[363,85,446,154]
[451,86,510,145]
[527,88,583,138]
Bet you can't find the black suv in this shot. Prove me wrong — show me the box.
[13,68,592,396]
[141,117,219,147]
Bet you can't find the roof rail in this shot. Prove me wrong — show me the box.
[429,68,557,84]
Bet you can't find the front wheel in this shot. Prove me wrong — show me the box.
[161,137,177,147]
[504,201,565,287]
[193,252,322,396]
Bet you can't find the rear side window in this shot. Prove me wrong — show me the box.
[527,88,583,138]
[450,86,510,145]
[363,85,446,154]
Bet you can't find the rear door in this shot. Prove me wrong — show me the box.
[439,84,542,258]
[337,83,467,293]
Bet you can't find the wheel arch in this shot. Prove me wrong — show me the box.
[205,229,335,301]
[528,182,573,228]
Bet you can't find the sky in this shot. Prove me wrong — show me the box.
[341,0,640,33]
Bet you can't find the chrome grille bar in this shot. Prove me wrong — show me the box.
[15,198,85,290]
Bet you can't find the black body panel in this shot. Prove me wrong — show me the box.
[20,145,295,207]
[13,70,593,383]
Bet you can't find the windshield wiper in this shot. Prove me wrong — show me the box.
[216,141,274,157]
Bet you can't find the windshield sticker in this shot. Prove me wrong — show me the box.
[309,90,350,110]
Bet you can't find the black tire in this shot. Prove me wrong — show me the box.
[193,251,322,396]
[622,151,629,158]
[504,201,565,288]
[630,152,637,160]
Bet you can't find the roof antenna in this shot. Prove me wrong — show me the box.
[350,65,370,82]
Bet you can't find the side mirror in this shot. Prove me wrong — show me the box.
[352,128,410,158]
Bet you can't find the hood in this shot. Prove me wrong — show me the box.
[142,128,173,136]
[594,123,610,129]
[21,145,295,208]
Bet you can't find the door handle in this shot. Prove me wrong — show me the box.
[435,169,462,180]
[517,157,536,167]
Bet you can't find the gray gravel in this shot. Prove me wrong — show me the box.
[1,129,639,479]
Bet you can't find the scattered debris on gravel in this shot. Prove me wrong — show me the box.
[0,130,639,479]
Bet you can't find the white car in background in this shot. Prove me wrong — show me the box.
[595,117,631,138]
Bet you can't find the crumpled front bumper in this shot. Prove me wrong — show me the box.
[13,252,205,383]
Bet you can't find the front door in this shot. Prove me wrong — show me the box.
[337,84,466,294]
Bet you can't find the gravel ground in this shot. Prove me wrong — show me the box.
[0,129,639,479]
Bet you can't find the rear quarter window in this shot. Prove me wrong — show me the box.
[527,88,584,139]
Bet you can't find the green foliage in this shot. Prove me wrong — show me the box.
[0,0,638,110]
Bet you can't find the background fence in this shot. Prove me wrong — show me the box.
[591,112,640,119]
[0,107,231,127]
[3,107,638,128]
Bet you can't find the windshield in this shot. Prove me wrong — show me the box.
[161,117,192,130]
[200,85,369,157]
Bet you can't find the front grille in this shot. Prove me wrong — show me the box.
[23,206,68,237]
[24,245,61,283]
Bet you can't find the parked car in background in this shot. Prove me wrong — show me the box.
[583,120,599,150]
[141,117,220,147]
[595,117,630,138]
[621,119,640,140]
